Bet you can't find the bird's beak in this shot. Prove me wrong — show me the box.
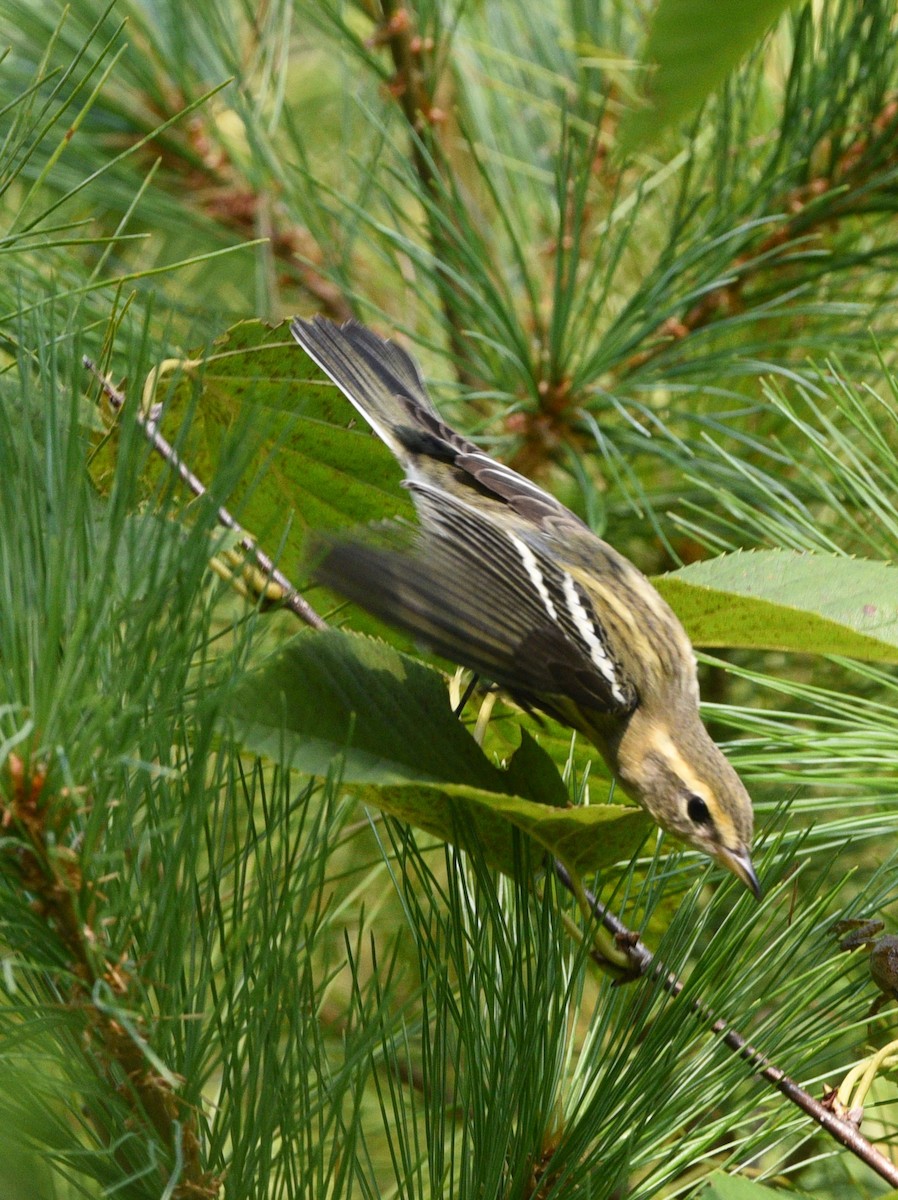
[717,845,762,899]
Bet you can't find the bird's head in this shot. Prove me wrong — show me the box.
[613,709,759,896]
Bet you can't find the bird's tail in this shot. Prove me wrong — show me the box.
[291,316,440,459]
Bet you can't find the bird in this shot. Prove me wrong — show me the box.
[291,316,759,896]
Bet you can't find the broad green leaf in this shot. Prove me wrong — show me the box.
[92,319,411,565]
[481,701,615,798]
[365,782,650,879]
[700,1173,814,1199]
[622,0,795,149]
[226,629,650,876]
[92,319,415,639]
[655,549,898,663]
[502,726,574,807]
[230,627,511,791]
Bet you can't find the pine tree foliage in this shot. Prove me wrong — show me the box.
[1,2,898,1197]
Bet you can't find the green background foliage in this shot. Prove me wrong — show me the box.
[2,0,898,1197]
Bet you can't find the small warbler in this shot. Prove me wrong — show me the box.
[292,316,759,896]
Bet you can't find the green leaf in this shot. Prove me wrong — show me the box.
[93,319,411,565]
[225,629,650,876]
[622,0,795,149]
[503,727,571,809]
[92,319,418,639]
[229,628,503,790]
[654,549,898,662]
[367,782,650,879]
[699,1172,815,1199]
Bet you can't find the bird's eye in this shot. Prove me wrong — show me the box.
[687,793,713,826]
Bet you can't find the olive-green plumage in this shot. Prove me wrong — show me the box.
[292,316,759,896]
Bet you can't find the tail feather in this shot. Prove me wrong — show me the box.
[291,317,439,456]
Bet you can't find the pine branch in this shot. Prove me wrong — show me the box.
[0,754,220,1199]
[622,93,898,380]
[179,141,355,322]
[554,861,898,1188]
[372,0,480,387]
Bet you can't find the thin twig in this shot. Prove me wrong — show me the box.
[83,357,327,631]
[553,861,898,1187]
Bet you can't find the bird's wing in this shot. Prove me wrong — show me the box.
[315,484,639,718]
[295,316,638,715]
[291,316,580,532]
